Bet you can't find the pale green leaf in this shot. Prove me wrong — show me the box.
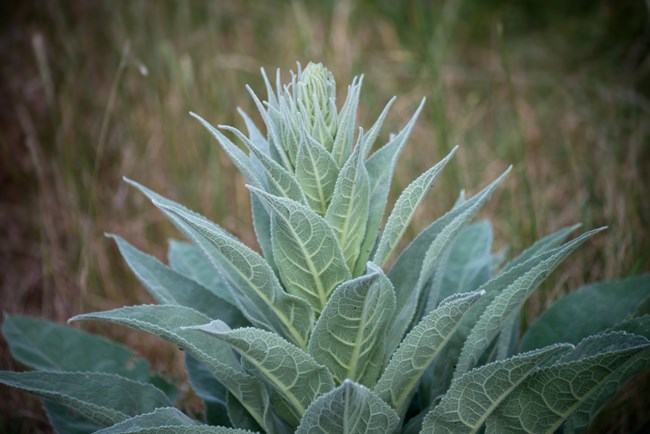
[93,408,197,433]
[100,423,257,434]
[353,98,426,276]
[250,187,351,313]
[1,314,149,382]
[362,96,396,158]
[332,76,362,167]
[185,354,231,427]
[308,263,395,385]
[486,332,650,434]
[167,240,238,307]
[454,227,606,377]
[502,223,581,272]
[111,235,242,324]
[127,179,313,349]
[374,291,483,417]
[221,124,307,204]
[250,193,279,275]
[520,273,650,352]
[42,401,102,434]
[385,167,511,357]
[295,132,339,215]
[70,305,271,431]
[295,380,400,434]
[0,371,171,426]
[190,321,335,427]
[421,344,572,434]
[227,391,265,432]
[325,140,370,271]
[238,107,269,154]
[373,146,457,268]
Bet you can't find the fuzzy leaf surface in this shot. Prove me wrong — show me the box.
[374,291,483,417]
[454,227,605,377]
[192,321,335,427]
[295,134,339,215]
[421,344,572,434]
[486,332,650,433]
[308,263,395,385]
[354,99,425,275]
[325,142,370,271]
[93,408,197,433]
[251,188,351,313]
[128,179,312,348]
[373,146,457,268]
[295,380,399,434]
[0,371,171,426]
[185,354,231,427]
[521,273,650,352]
[331,77,362,167]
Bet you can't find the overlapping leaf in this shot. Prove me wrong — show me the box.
[308,263,395,385]
[295,133,339,215]
[93,408,197,433]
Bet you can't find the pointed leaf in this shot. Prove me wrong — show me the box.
[354,98,426,275]
[250,193,279,274]
[520,273,650,352]
[385,168,511,356]
[295,133,339,215]
[502,223,581,272]
[70,305,270,430]
[296,380,399,434]
[1,314,149,381]
[251,188,351,313]
[191,321,335,426]
[325,141,370,271]
[374,291,483,417]
[362,96,396,158]
[486,332,650,434]
[127,179,313,349]
[308,263,395,385]
[373,146,457,268]
[238,107,269,154]
[421,344,572,434]
[112,235,242,324]
[0,371,171,426]
[455,227,606,377]
[332,76,362,167]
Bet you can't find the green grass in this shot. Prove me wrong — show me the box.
[1,1,648,432]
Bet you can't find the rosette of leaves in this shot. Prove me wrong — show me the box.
[2,63,650,434]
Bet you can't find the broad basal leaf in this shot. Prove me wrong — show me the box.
[421,344,572,434]
[296,380,399,434]
[486,332,650,434]
[372,145,457,268]
[454,227,605,377]
[354,98,426,276]
[127,179,312,349]
[325,141,370,271]
[2,314,149,382]
[520,273,650,352]
[0,371,171,426]
[190,321,335,427]
[111,235,243,324]
[185,354,231,427]
[374,291,483,417]
[308,263,395,386]
[295,131,339,215]
[250,187,351,313]
[385,167,511,357]
[70,305,273,431]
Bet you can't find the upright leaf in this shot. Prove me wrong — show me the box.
[191,321,335,427]
[385,168,511,356]
[354,98,426,276]
[331,76,362,167]
[251,188,351,313]
[374,291,483,417]
[372,146,457,268]
[486,332,650,434]
[0,371,171,426]
[325,141,370,271]
[362,96,396,158]
[127,179,313,349]
[454,227,605,377]
[295,380,399,434]
[295,133,339,215]
[308,263,395,385]
[421,344,572,434]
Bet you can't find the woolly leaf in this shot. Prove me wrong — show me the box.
[93,407,197,433]
[295,133,339,215]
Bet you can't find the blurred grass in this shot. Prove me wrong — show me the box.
[0,0,648,432]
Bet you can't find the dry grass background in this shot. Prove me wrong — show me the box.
[1,0,649,432]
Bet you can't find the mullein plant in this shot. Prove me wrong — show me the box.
[2,62,650,434]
